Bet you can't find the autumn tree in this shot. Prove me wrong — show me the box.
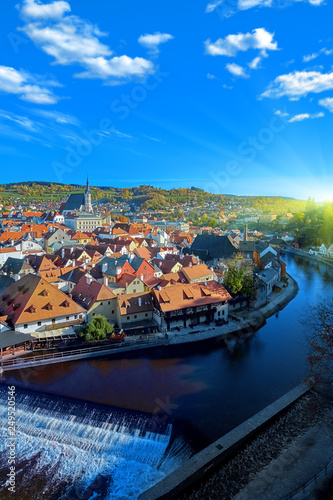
[302,296,333,387]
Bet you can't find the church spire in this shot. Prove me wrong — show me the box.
[84,176,92,213]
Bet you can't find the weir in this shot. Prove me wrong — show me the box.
[0,386,191,499]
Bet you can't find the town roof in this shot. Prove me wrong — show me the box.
[258,267,280,283]
[0,330,33,349]
[181,263,213,282]
[117,291,154,316]
[0,257,32,276]
[71,276,116,310]
[134,247,152,260]
[190,234,238,261]
[63,193,85,212]
[0,275,15,294]
[59,267,88,284]
[152,281,232,313]
[0,274,85,326]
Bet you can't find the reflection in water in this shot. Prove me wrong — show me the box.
[4,255,333,444]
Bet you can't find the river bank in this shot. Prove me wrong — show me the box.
[1,273,298,373]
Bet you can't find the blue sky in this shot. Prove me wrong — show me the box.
[0,0,332,200]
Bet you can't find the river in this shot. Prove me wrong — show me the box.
[1,254,332,498]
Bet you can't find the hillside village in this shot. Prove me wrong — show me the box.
[0,181,330,359]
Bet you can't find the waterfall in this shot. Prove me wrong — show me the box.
[0,386,191,499]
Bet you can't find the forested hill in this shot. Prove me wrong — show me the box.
[0,182,306,213]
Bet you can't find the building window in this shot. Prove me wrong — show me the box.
[24,324,28,329]
[218,311,220,317]
[75,315,77,319]
[66,317,69,321]
[145,313,148,317]
[37,321,41,327]
[127,316,130,320]
[52,318,56,324]
[112,310,114,314]
[108,301,110,305]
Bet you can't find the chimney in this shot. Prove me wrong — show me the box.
[138,297,142,307]
[244,224,248,242]
[103,276,108,287]
[102,262,108,273]
[15,274,20,281]
[86,276,92,285]
[116,267,121,276]
[61,248,65,259]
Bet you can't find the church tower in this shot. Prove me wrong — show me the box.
[84,177,93,213]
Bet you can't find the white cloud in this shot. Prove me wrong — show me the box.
[205,0,223,13]
[30,108,79,125]
[303,47,333,62]
[205,0,324,16]
[303,53,318,62]
[261,70,333,99]
[19,0,71,19]
[0,110,36,129]
[0,65,59,104]
[238,0,272,10]
[226,63,249,78]
[274,109,289,117]
[205,28,278,57]
[288,112,324,122]
[319,97,333,112]
[248,56,262,69]
[138,32,173,54]
[207,73,219,79]
[18,1,154,83]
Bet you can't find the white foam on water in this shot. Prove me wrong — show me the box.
[0,390,191,499]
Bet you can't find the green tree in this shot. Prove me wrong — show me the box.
[78,315,114,342]
[223,260,256,297]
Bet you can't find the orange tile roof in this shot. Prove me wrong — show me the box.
[181,263,214,282]
[134,247,152,260]
[152,281,231,313]
[0,274,85,326]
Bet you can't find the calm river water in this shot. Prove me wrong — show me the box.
[4,253,333,445]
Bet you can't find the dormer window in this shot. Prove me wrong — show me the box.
[40,289,49,297]
[27,305,36,314]
[44,302,53,311]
